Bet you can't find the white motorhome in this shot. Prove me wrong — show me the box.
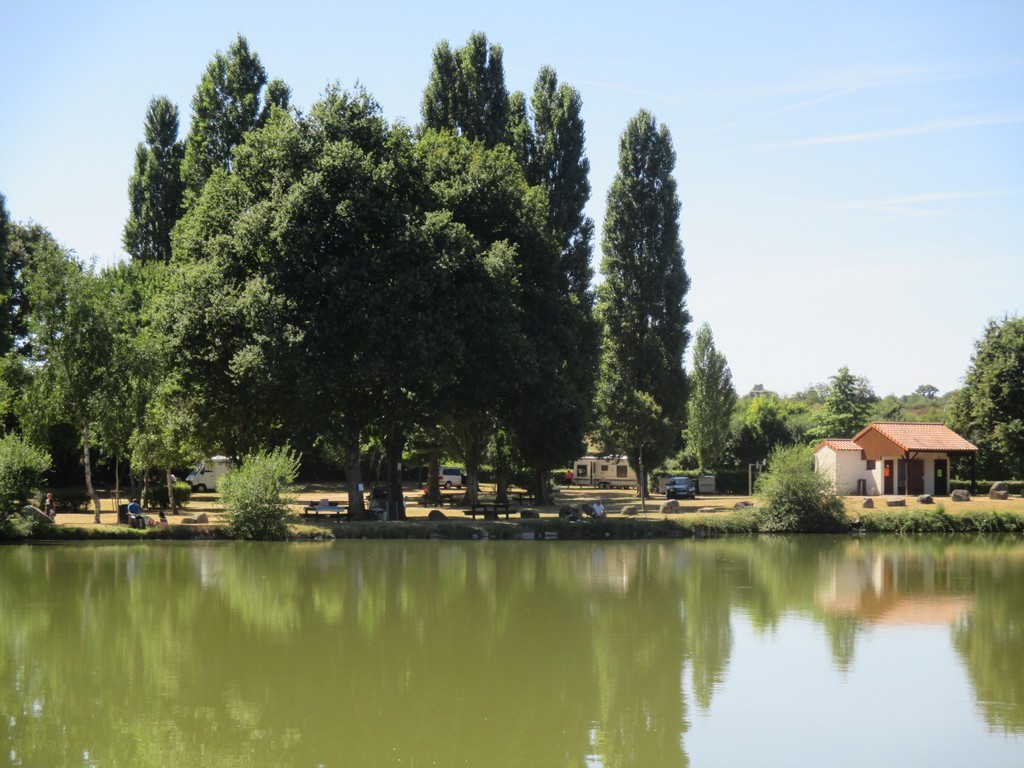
[572,455,638,489]
[185,456,232,492]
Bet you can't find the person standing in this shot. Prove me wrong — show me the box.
[42,492,56,521]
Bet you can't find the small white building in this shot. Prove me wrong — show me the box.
[814,423,977,497]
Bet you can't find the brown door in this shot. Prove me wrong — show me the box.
[883,460,894,494]
[934,459,948,496]
[908,460,925,495]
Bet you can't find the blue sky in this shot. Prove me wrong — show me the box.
[2,0,1021,397]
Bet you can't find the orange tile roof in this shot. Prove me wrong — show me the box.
[815,439,862,452]
[853,423,977,453]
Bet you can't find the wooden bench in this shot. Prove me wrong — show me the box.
[464,502,511,520]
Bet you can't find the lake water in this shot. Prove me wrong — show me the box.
[2,536,1022,767]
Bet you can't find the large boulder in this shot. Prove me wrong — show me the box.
[951,489,970,502]
[22,505,54,525]
[427,509,447,521]
[989,481,1008,494]
[886,498,906,507]
[917,494,933,504]
[990,490,1010,501]
[734,501,753,510]
[520,509,540,519]
[861,497,874,509]
[660,499,680,514]
[621,505,640,516]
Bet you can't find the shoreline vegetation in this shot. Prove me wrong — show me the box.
[7,485,1024,542]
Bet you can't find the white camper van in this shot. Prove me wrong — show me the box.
[572,455,638,489]
[185,456,232,492]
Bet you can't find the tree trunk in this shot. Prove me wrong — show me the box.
[493,433,509,505]
[423,448,441,503]
[344,440,367,518]
[385,426,406,521]
[82,419,101,523]
[461,425,483,506]
[165,468,177,514]
[533,467,552,507]
[113,453,122,524]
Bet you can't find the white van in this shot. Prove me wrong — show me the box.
[185,456,233,492]
[437,467,467,489]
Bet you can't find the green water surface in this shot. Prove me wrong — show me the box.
[2,536,1022,767]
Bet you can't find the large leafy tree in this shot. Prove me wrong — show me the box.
[0,196,33,357]
[949,315,1024,478]
[180,34,290,204]
[22,237,112,521]
[420,32,510,148]
[685,323,736,474]
[595,110,691,491]
[123,97,184,262]
[731,394,803,465]
[170,87,464,519]
[814,366,875,439]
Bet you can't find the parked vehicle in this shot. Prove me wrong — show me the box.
[665,476,696,500]
[571,456,638,489]
[185,456,232,492]
[438,467,467,489]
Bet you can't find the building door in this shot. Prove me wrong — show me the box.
[934,459,948,496]
[908,459,925,495]
[883,460,894,494]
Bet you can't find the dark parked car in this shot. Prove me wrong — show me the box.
[665,476,696,500]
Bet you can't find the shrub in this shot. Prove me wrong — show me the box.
[145,481,193,510]
[47,487,90,513]
[0,434,51,535]
[950,479,1023,495]
[220,447,299,540]
[754,444,847,533]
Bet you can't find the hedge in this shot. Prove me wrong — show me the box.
[950,479,1023,495]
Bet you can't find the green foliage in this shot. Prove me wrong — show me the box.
[948,315,1024,478]
[123,96,184,263]
[145,481,192,510]
[754,444,847,532]
[220,446,299,540]
[860,509,1024,534]
[46,486,90,512]
[685,323,736,473]
[181,34,286,203]
[596,110,690,476]
[0,432,51,528]
[420,32,510,148]
[731,393,805,464]
[949,479,1023,495]
[813,366,876,439]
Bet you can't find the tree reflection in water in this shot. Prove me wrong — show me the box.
[0,536,1021,767]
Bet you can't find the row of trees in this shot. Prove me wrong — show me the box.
[676,317,1024,480]
[0,33,693,518]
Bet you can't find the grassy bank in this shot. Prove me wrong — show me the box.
[5,483,1022,541]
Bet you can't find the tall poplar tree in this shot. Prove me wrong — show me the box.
[420,32,509,148]
[181,35,289,203]
[504,66,599,502]
[596,110,691,492]
[685,323,736,474]
[123,96,184,263]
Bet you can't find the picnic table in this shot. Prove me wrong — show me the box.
[303,500,347,521]
[463,502,512,520]
[509,490,535,505]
